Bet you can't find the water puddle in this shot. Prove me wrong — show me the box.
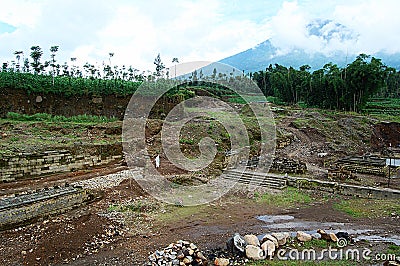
[256,215,400,246]
[256,215,294,223]
[355,234,400,246]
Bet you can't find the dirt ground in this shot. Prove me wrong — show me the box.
[1,164,399,266]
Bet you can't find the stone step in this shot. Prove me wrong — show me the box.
[222,176,286,189]
[224,170,287,182]
[222,174,286,186]
[222,170,287,189]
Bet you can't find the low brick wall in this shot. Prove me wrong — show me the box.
[287,176,400,199]
[0,187,89,230]
[0,144,122,182]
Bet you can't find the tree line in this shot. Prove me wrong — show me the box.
[0,45,145,96]
[1,46,399,112]
[251,54,400,111]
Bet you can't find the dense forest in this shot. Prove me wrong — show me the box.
[1,45,399,112]
[252,54,400,111]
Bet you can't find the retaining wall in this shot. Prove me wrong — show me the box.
[287,176,400,199]
[0,144,122,182]
[0,187,89,230]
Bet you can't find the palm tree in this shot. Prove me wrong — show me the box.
[50,46,59,86]
[109,52,114,66]
[172,57,179,79]
[14,51,23,72]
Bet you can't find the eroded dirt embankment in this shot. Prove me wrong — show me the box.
[0,87,180,119]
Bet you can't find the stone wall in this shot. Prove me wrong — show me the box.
[0,144,122,182]
[0,186,89,230]
[270,157,307,174]
[333,155,387,177]
[287,176,400,199]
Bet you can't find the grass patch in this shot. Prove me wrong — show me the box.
[387,244,400,256]
[301,239,329,249]
[247,260,358,266]
[6,112,118,123]
[179,138,195,145]
[334,198,400,218]
[255,187,312,208]
[157,204,209,223]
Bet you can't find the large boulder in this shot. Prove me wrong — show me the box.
[261,234,279,248]
[272,232,289,245]
[296,231,312,242]
[244,234,260,247]
[245,245,265,260]
[261,240,276,259]
[227,233,247,255]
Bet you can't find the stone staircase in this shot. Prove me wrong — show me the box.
[221,169,287,189]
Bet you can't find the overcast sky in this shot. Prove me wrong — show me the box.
[0,0,399,71]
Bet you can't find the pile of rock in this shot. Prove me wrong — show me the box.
[72,169,140,190]
[270,157,307,174]
[222,232,290,261]
[147,240,208,266]
[214,229,346,263]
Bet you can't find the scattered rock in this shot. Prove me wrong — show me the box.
[214,257,230,266]
[317,229,339,242]
[147,240,207,266]
[335,231,350,241]
[329,233,338,242]
[244,234,260,247]
[261,234,279,248]
[296,231,312,242]
[35,95,43,103]
[245,245,265,260]
[272,232,288,245]
[226,233,246,254]
[261,240,275,259]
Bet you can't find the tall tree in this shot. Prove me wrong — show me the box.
[30,45,43,74]
[154,53,165,78]
[14,51,23,72]
[172,57,179,79]
[50,45,59,86]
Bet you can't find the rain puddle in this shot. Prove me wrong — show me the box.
[256,215,400,246]
[257,215,294,223]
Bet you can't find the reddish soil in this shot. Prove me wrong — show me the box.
[1,166,399,266]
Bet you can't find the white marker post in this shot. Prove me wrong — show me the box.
[155,155,160,168]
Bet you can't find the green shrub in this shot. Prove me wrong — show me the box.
[6,112,118,123]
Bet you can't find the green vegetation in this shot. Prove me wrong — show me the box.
[252,54,400,112]
[255,187,312,208]
[334,198,400,218]
[157,204,209,223]
[0,117,121,156]
[300,239,329,249]
[6,112,117,123]
[1,45,143,96]
[179,138,195,145]
[387,244,400,256]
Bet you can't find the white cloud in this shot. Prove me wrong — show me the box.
[268,0,400,56]
[333,0,400,54]
[0,0,271,71]
[0,0,399,72]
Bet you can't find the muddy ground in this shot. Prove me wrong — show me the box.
[0,163,399,266]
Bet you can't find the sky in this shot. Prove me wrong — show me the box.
[0,0,399,71]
